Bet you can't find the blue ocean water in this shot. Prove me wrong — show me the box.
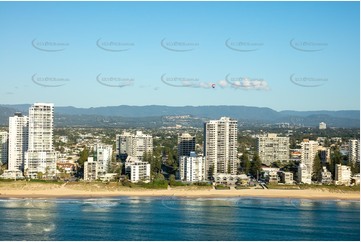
[0,197,359,241]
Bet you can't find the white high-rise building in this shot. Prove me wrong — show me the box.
[24,103,56,178]
[300,139,319,182]
[179,152,206,182]
[204,117,238,177]
[8,113,28,171]
[348,139,360,164]
[0,131,8,166]
[116,131,153,160]
[257,133,289,166]
[94,143,113,175]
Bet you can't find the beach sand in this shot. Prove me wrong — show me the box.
[0,182,359,200]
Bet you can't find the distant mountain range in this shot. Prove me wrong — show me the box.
[0,104,359,128]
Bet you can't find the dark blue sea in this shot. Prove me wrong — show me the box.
[0,197,359,241]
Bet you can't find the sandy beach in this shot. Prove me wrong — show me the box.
[0,182,359,200]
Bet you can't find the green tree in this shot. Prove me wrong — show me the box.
[169,174,176,186]
[350,161,360,175]
[154,173,165,181]
[271,160,282,168]
[312,153,322,181]
[250,153,262,179]
[78,146,89,168]
[144,152,162,174]
[37,172,43,180]
[329,147,343,179]
[240,153,251,174]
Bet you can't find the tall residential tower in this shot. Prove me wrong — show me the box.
[24,103,56,178]
[178,133,196,157]
[0,131,9,166]
[204,117,238,177]
[348,139,360,164]
[8,113,28,171]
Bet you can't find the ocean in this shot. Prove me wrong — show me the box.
[0,197,359,241]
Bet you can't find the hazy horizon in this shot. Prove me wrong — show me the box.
[1,103,360,113]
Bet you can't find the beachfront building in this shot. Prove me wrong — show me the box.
[179,152,206,182]
[84,157,98,181]
[24,103,57,179]
[298,139,319,184]
[94,144,113,175]
[348,139,360,164]
[0,131,8,166]
[0,169,24,180]
[278,171,294,185]
[116,131,153,160]
[98,173,118,182]
[351,174,360,185]
[124,156,151,183]
[335,164,351,186]
[320,166,333,184]
[257,133,289,166]
[204,117,238,178]
[298,163,312,184]
[214,173,249,185]
[56,162,76,174]
[8,113,28,172]
[301,139,319,169]
[267,170,279,184]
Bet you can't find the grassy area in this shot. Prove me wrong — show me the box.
[193,182,212,187]
[0,179,64,184]
[0,180,62,190]
[267,184,300,190]
[137,180,168,189]
[266,183,360,192]
[0,179,19,182]
[235,186,250,190]
[215,184,230,190]
[169,181,187,187]
[27,179,65,184]
[299,184,360,192]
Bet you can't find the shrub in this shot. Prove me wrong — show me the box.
[215,184,230,190]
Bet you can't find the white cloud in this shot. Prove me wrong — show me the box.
[227,77,269,90]
[218,80,228,88]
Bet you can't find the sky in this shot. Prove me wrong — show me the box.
[0,1,359,111]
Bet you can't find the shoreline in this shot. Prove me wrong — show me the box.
[0,187,359,201]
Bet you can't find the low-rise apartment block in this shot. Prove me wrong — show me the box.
[279,171,294,185]
[125,156,151,183]
[320,166,333,184]
[335,164,351,186]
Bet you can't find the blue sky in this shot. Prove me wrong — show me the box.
[0,1,359,111]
